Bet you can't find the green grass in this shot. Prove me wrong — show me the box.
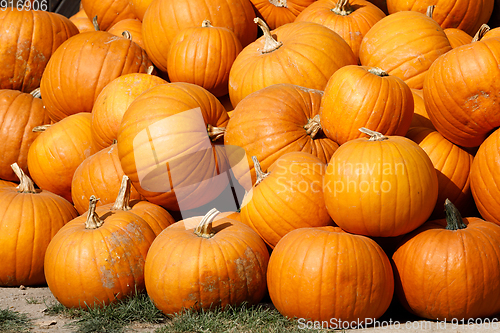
[25,297,42,304]
[0,308,32,333]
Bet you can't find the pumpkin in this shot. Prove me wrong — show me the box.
[423,33,500,147]
[0,164,78,286]
[71,144,142,214]
[142,0,257,72]
[323,128,438,237]
[482,25,500,40]
[0,89,49,181]
[295,0,386,61]
[320,65,413,145]
[359,7,452,89]
[0,180,16,187]
[90,67,166,152]
[107,19,144,49]
[81,0,138,31]
[69,8,95,33]
[117,82,230,211]
[128,0,154,21]
[224,83,339,189]
[167,20,243,97]
[27,113,92,203]
[392,199,500,320]
[228,19,357,107]
[444,28,472,48]
[386,0,494,36]
[267,226,394,324]
[44,196,156,308]
[409,89,435,129]
[39,19,153,122]
[145,208,269,315]
[241,152,333,248]
[406,127,474,218]
[0,8,79,93]
[250,0,316,29]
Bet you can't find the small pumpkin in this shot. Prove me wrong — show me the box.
[250,0,316,29]
[107,19,144,49]
[81,0,138,31]
[69,8,94,33]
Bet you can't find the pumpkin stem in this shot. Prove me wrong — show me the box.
[111,176,132,211]
[252,156,269,186]
[32,125,51,132]
[304,114,322,139]
[202,20,212,28]
[472,24,490,42]
[146,66,154,75]
[11,163,36,193]
[194,208,220,238]
[331,0,354,15]
[92,16,100,31]
[207,124,226,141]
[444,198,467,230]
[30,88,41,98]
[368,67,388,77]
[122,31,132,40]
[85,195,104,229]
[254,17,283,54]
[426,5,435,19]
[269,0,287,7]
[359,127,388,141]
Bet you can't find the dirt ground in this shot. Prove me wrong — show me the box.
[1,285,500,332]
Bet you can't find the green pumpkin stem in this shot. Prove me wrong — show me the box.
[332,0,354,16]
[368,67,388,77]
[269,0,287,7]
[30,88,41,99]
[207,124,226,141]
[254,17,283,54]
[111,176,132,211]
[252,156,269,186]
[85,195,104,229]
[444,199,467,230]
[359,127,388,141]
[472,24,490,42]
[32,125,51,132]
[194,208,220,238]
[202,20,212,28]
[92,16,100,31]
[426,5,435,19]
[11,163,36,193]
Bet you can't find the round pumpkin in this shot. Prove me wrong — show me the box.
[107,19,144,49]
[392,199,500,320]
[27,113,92,203]
[444,28,472,48]
[0,164,78,286]
[69,9,95,33]
[323,128,438,237]
[320,65,414,145]
[250,0,316,29]
[228,19,357,107]
[81,0,138,31]
[409,89,435,129]
[145,208,269,315]
[267,226,394,324]
[44,196,155,308]
[0,8,79,92]
[128,0,154,21]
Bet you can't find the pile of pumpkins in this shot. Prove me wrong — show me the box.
[2,0,500,327]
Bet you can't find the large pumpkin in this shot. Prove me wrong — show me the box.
[323,128,438,237]
[0,164,78,286]
[267,226,394,324]
[145,209,269,315]
[250,0,316,29]
[0,8,79,92]
[128,0,154,21]
[81,0,138,31]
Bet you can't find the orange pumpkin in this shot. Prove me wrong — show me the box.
[444,28,472,48]
[409,89,435,129]
[128,0,154,21]
[69,8,94,33]
[81,0,138,31]
[250,0,316,29]
[107,19,144,49]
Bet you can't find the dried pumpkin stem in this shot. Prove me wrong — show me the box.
[92,16,100,31]
[368,67,388,77]
[194,208,220,238]
[359,127,388,141]
[146,66,154,75]
[332,0,353,15]
[202,20,212,28]
[472,24,490,42]
[30,88,41,98]
[207,124,226,141]
[252,156,269,186]
[85,195,104,229]
[269,0,287,7]
[426,5,435,19]
[304,114,322,139]
[11,163,36,193]
[32,125,51,132]
[111,175,132,211]
[444,198,467,230]
[254,17,283,54]
[122,30,132,40]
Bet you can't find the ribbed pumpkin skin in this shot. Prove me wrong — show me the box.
[250,0,316,29]
[0,187,78,286]
[107,19,144,49]
[27,113,92,203]
[482,27,500,40]
[228,21,357,107]
[295,0,386,61]
[409,89,435,129]
[241,152,333,248]
[81,0,138,31]
[0,90,49,181]
[423,37,500,147]
[470,128,500,225]
[69,9,94,33]
[392,217,500,320]
[167,22,243,97]
[224,84,339,189]
[44,210,156,308]
[406,127,474,218]
[145,216,269,315]
[142,0,257,72]
[91,72,166,152]
[323,135,438,237]
[0,8,79,93]
[320,65,414,145]
[0,180,16,187]
[71,145,142,214]
[444,28,472,48]
[359,11,452,89]
[386,0,494,36]
[268,226,394,323]
[128,0,154,21]
[40,31,152,122]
